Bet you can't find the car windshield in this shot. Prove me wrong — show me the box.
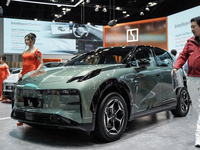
[64,46,135,66]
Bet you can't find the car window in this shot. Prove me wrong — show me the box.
[154,48,173,67]
[132,47,156,67]
[64,47,134,66]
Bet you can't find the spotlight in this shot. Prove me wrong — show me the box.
[102,7,107,12]
[140,12,144,16]
[95,7,99,12]
[108,19,117,27]
[122,11,127,14]
[125,14,130,18]
[95,5,100,12]
[86,0,90,3]
[148,2,158,7]
[145,7,150,11]
[6,0,10,6]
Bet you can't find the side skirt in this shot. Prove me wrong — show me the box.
[129,102,176,121]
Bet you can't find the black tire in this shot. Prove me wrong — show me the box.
[11,100,14,108]
[93,92,128,142]
[171,87,190,117]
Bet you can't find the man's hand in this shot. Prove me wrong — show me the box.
[171,68,178,77]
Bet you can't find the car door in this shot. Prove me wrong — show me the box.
[153,47,177,105]
[132,46,164,113]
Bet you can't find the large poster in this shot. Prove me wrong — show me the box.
[167,5,200,54]
[4,18,103,54]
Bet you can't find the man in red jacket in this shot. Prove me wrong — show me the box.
[171,16,200,147]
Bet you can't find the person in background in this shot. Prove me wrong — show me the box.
[171,16,200,147]
[0,56,10,101]
[170,49,177,59]
[17,33,43,126]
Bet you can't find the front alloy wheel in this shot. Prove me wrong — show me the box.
[93,92,128,141]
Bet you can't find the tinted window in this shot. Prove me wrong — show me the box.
[64,47,134,66]
[154,48,172,67]
[132,47,156,67]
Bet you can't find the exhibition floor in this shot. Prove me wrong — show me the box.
[0,102,198,150]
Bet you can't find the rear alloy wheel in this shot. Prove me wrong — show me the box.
[171,87,190,117]
[93,92,128,141]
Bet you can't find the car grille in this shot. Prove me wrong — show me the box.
[11,110,79,126]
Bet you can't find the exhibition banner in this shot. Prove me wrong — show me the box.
[4,18,103,54]
[167,5,200,54]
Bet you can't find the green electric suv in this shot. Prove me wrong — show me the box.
[11,45,190,141]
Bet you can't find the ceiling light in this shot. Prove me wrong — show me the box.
[52,20,55,22]
[66,8,71,11]
[63,11,66,15]
[108,19,117,27]
[102,7,107,12]
[95,7,99,12]
[86,0,90,3]
[125,14,130,18]
[140,11,144,16]
[57,5,61,7]
[148,2,158,7]
[145,7,150,11]
[69,21,73,24]
[122,11,127,14]
[87,22,91,25]
[62,7,66,10]
[71,0,74,2]
[34,18,38,21]
[116,7,121,10]
[6,0,10,6]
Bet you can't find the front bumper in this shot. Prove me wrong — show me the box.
[11,109,95,131]
[12,88,95,131]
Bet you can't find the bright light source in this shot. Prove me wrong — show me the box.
[125,14,130,18]
[87,22,91,25]
[148,2,157,7]
[34,18,38,21]
[140,12,144,16]
[116,7,121,10]
[6,0,10,6]
[102,7,107,12]
[122,11,127,14]
[145,7,150,11]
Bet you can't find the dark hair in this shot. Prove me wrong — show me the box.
[0,56,6,62]
[171,49,177,56]
[25,33,37,44]
[191,16,200,27]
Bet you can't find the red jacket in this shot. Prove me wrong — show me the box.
[174,37,200,77]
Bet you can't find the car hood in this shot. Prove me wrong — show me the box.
[4,73,19,83]
[18,64,123,87]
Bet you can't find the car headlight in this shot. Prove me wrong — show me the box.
[67,69,102,83]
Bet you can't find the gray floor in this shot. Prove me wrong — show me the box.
[0,102,199,150]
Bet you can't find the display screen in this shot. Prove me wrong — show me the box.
[3,18,103,54]
[167,5,200,54]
